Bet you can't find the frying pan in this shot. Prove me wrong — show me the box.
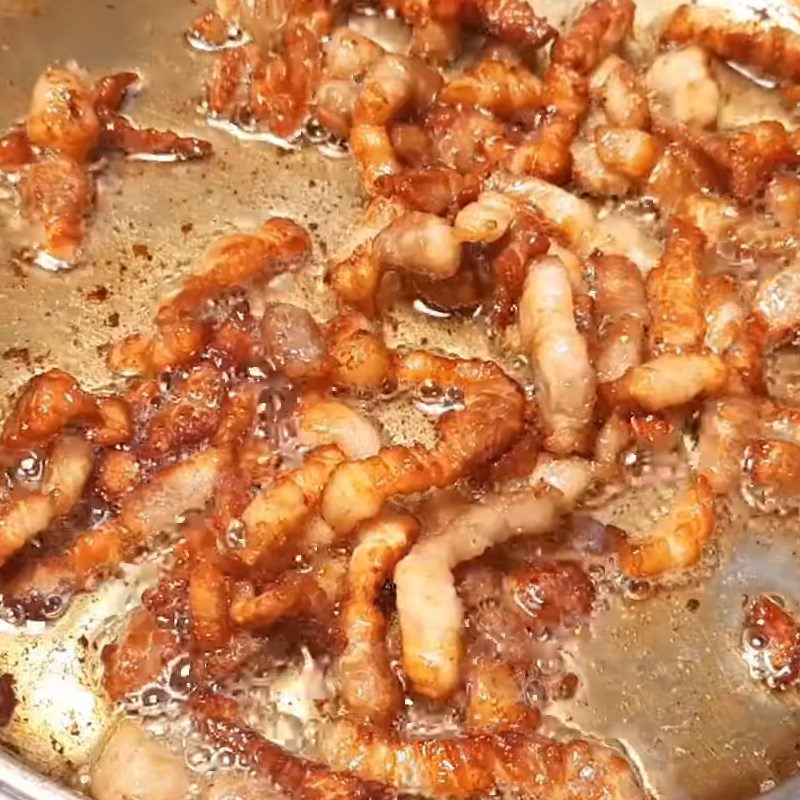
[1,0,800,797]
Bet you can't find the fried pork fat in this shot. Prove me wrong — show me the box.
[1,66,211,263]
[8,1,800,798]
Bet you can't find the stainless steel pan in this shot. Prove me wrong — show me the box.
[1,0,800,798]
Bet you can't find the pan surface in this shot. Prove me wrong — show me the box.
[1,1,800,798]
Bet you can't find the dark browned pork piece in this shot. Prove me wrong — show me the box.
[0,66,211,261]
[743,595,800,689]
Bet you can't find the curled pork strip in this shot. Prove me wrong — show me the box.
[189,556,233,653]
[212,0,298,50]
[238,445,345,568]
[508,63,588,184]
[322,351,525,535]
[210,439,276,538]
[373,212,462,279]
[383,0,556,48]
[666,121,800,205]
[338,512,419,722]
[214,0,327,134]
[594,410,633,467]
[645,46,720,129]
[395,459,594,699]
[374,167,481,216]
[96,451,142,502]
[764,175,800,229]
[618,476,715,578]
[229,553,347,630]
[183,520,238,656]
[107,318,210,377]
[97,112,212,161]
[158,217,311,323]
[1,369,107,451]
[703,275,763,395]
[508,0,635,183]
[193,693,395,800]
[6,64,211,261]
[347,54,441,192]
[593,126,662,181]
[319,709,642,798]
[453,190,516,243]
[261,302,328,381]
[327,196,406,315]
[752,261,800,347]
[424,105,512,177]
[465,660,538,732]
[662,4,800,85]
[315,79,356,139]
[497,176,659,272]
[643,141,718,215]
[0,436,94,568]
[266,0,335,138]
[323,313,394,393]
[93,70,211,159]
[218,450,294,528]
[439,56,542,120]
[106,447,228,553]
[699,400,800,498]
[746,439,800,497]
[698,398,759,494]
[27,66,100,163]
[410,17,461,63]
[675,192,800,265]
[330,209,462,314]
[353,55,442,128]
[603,352,727,411]
[93,70,139,111]
[552,0,636,75]
[3,447,230,612]
[138,362,225,458]
[0,126,33,169]
[519,255,596,455]
[299,397,382,460]
[325,28,384,81]
[20,156,93,261]
[571,134,634,198]
[744,595,800,689]
[645,217,706,357]
[206,45,258,117]
[490,172,596,249]
[464,0,555,47]
[593,254,649,384]
[349,124,402,195]
[487,205,551,326]
[102,607,184,702]
[590,54,650,129]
